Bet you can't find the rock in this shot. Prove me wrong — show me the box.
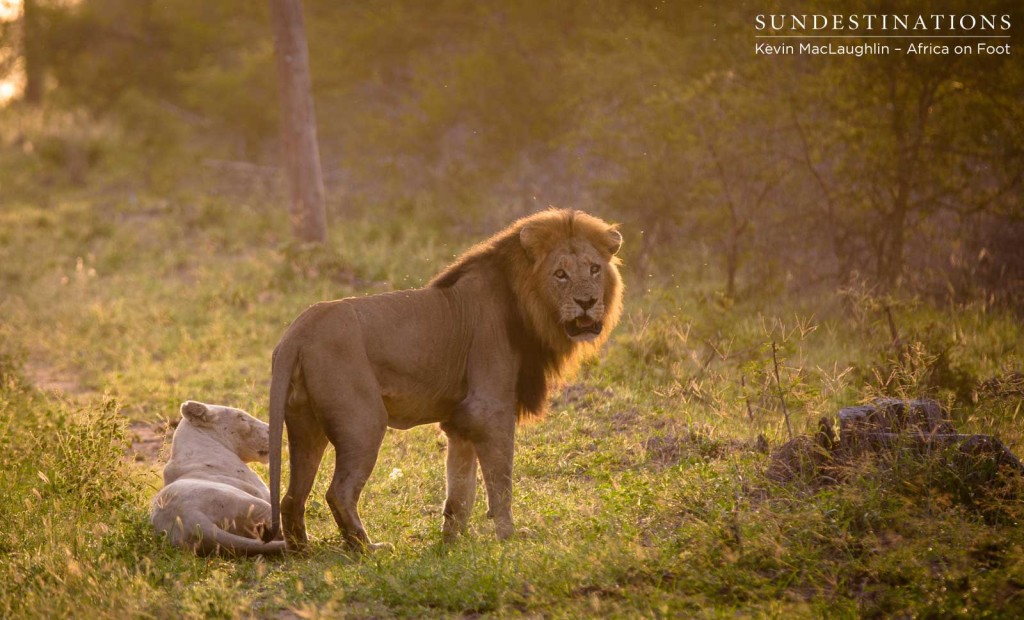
[767,398,1024,484]
[837,398,954,438]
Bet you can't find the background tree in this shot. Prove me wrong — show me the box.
[20,0,41,104]
[268,0,326,243]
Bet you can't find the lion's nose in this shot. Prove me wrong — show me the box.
[575,297,597,312]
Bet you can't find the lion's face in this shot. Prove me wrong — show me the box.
[541,238,616,343]
[516,211,623,349]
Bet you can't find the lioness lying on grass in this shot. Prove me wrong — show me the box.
[151,401,284,556]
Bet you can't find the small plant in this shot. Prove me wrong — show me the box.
[840,285,977,405]
[861,321,977,406]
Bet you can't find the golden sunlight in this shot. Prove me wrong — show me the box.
[0,0,21,21]
[0,65,23,104]
[0,0,23,104]
[0,81,17,101]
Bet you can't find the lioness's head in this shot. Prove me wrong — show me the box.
[180,401,271,463]
[517,209,624,348]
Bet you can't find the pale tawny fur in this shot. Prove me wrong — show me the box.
[151,401,284,556]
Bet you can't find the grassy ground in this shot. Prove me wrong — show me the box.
[2,158,1024,617]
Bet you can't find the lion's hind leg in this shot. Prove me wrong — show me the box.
[323,413,388,551]
[301,321,391,552]
[283,402,328,551]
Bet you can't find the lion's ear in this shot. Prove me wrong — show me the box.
[181,401,212,426]
[606,227,623,256]
[519,224,544,261]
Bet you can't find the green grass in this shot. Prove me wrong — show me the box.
[2,169,1024,617]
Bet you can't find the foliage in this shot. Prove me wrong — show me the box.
[5,0,1022,300]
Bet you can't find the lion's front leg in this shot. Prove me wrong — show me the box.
[442,432,478,542]
[472,419,516,540]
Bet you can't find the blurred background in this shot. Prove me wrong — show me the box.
[1,0,1022,305]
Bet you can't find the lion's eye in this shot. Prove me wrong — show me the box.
[554,269,568,281]
[590,264,601,275]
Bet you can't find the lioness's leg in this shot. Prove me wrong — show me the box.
[283,405,328,551]
[216,495,275,540]
[472,419,516,540]
[442,432,477,542]
[324,416,387,550]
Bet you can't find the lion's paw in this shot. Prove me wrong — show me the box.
[367,541,394,554]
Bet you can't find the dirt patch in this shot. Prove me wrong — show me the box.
[127,421,170,463]
[642,426,754,468]
[765,435,830,483]
[23,354,170,464]
[24,356,91,397]
[609,407,642,431]
[552,383,615,409]
[24,356,168,463]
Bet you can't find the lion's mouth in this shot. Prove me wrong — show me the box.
[564,316,603,341]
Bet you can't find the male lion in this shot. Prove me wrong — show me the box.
[151,401,285,556]
[266,208,623,550]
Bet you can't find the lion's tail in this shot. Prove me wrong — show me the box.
[191,516,286,557]
[264,337,297,544]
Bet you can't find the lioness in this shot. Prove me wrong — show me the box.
[266,208,623,550]
[151,401,285,556]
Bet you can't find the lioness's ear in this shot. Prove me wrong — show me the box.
[607,227,623,256]
[181,401,212,425]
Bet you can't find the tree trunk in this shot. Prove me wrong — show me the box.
[634,218,661,278]
[725,239,738,299]
[880,193,908,287]
[22,0,44,105]
[268,0,327,243]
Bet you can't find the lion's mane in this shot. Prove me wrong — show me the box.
[430,208,624,417]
